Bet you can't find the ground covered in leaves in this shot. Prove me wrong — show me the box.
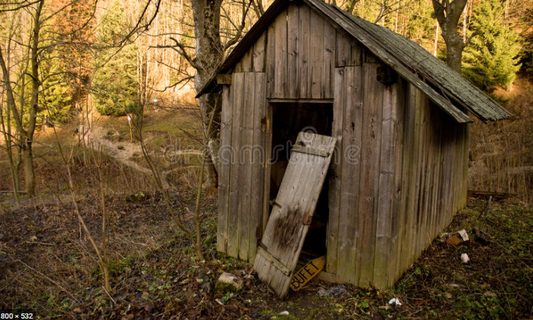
[1,193,532,319]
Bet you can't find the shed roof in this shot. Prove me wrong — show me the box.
[197,0,512,123]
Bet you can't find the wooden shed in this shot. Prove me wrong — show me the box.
[197,0,511,296]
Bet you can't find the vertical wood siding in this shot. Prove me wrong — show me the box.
[218,2,469,287]
[218,72,267,262]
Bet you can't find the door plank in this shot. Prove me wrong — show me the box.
[254,132,336,298]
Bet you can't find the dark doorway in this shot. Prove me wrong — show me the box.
[269,101,333,258]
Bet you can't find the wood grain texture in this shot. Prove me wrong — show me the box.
[326,68,345,276]
[273,10,288,98]
[249,73,267,262]
[373,78,396,286]
[227,73,245,258]
[310,9,324,99]
[217,85,233,253]
[253,33,267,72]
[215,0,475,289]
[356,62,383,286]
[388,78,406,286]
[287,4,299,98]
[337,66,363,284]
[238,73,256,260]
[323,22,336,99]
[254,133,336,298]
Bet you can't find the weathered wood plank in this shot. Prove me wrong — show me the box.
[373,78,396,287]
[227,73,245,258]
[256,150,311,291]
[405,86,423,270]
[254,133,337,298]
[335,30,351,67]
[461,125,469,207]
[323,21,336,99]
[253,32,267,72]
[337,66,362,285]
[335,30,363,67]
[326,67,345,277]
[266,18,276,98]
[429,105,443,243]
[398,83,417,274]
[310,8,324,99]
[298,4,311,98]
[356,62,383,286]
[250,73,267,262]
[263,104,273,233]
[273,10,288,98]
[217,85,233,253]
[287,4,299,98]
[238,72,256,261]
[388,77,406,286]
[415,95,430,259]
[291,144,332,157]
[241,46,253,72]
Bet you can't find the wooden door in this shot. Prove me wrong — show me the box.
[253,132,336,297]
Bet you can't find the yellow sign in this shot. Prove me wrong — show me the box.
[290,256,326,291]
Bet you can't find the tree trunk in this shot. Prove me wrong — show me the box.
[432,0,468,73]
[191,0,224,189]
[443,33,464,72]
[22,0,44,197]
[22,147,36,197]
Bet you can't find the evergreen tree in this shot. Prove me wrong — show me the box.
[462,0,521,90]
[40,57,73,124]
[92,0,139,116]
[405,0,437,52]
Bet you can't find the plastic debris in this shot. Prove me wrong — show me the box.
[279,311,290,315]
[318,288,329,297]
[388,298,402,306]
[458,229,470,241]
[317,285,347,297]
[461,253,470,264]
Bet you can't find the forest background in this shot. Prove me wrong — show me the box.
[1,0,532,202]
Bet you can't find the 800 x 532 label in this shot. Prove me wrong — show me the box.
[0,311,35,319]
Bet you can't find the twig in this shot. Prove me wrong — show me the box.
[17,259,81,303]
[478,195,492,220]
[30,241,54,246]
[101,285,116,305]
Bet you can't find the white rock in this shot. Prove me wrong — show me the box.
[461,253,470,264]
[214,272,243,293]
[279,311,289,315]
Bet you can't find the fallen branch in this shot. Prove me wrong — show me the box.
[17,259,81,303]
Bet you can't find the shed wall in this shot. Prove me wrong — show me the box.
[217,2,469,288]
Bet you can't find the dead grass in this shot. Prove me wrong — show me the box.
[469,77,533,203]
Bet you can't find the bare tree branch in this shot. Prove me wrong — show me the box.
[223,0,253,50]
[119,0,162,47]
[0,0,40,13]
[164,37,199,69]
